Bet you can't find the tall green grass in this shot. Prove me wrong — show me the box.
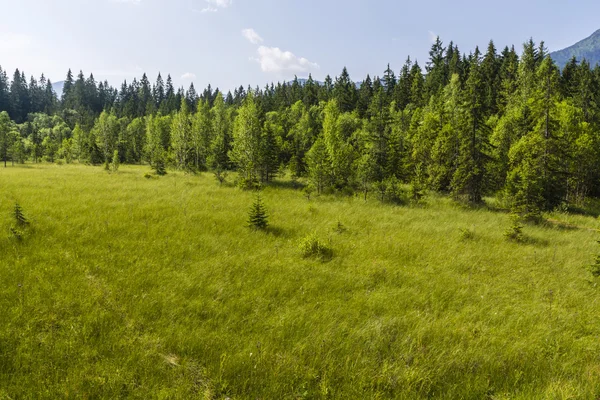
[1,163,600,399]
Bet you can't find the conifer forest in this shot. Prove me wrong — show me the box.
[4,36,600,398]
[0,38,599,215]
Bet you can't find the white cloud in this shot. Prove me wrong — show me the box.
[428,30,438,43]
[253,46,319,74]
[242,29,263,45]
[181,72,197,80]
[200,0,232,12]
[0,33,32,52]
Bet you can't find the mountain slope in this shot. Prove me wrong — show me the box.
[551,29,600,69]
[52,81,64,96]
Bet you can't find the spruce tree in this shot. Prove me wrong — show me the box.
[247,193,269,230]
[13,202,29,227]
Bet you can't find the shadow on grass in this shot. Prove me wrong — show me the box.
[266,179,305,191]
[265,225,293,238]
[542,219,580,232]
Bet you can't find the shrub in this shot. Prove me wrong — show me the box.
[299,233,333,260]
[14,202,29,227]
[247,193,269,230]
[590,240,600,278]
[213,169,228,185]
[504,214,524,242]
[152,159,167,176]
[10,202,29,241]
[459,227,475,241]
[334,220,347,234]
[303,184,315,200]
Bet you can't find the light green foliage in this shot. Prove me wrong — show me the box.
[2,165,600,398]
[0,111,15,167]
[145,114,171,175]
[93,110,119,164]
[298,232,333,260]
[504,213,525,242]
[208,94,232,171]
[191,99,212,171]
[306,138,330,194]
[230,92,262,187]
[111,150,120,172]
[171,99,192,171]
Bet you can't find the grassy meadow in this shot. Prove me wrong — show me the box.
[2,163,600,399]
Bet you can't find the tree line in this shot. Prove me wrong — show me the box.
[1,37,600,218]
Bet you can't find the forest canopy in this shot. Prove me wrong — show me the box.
[1,37,599,218]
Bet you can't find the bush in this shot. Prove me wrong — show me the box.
[299,233,333,260]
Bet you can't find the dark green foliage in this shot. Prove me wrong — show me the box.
[153,159,167,176]
[247,193,269,230]
[13,202,29,227]
[590,240,600,277]
[10,202,29,241]
[213,168,228,185]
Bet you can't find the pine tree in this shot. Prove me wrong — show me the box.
[357,75,374,118]
[425,37,448,98]
[333,67,357,112]
[247,193,269,230]
[303,74,319,107]
[62,69,74,108]
[153,73,165,108]
[0,66,10,114]
[395,57,413,110]
[261,112,281,182]
[409,62,425,107]
[10,69,30,123]
[13,202,29,227]
[451,49,491,203]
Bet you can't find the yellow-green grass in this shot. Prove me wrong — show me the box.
[1,164,600,399]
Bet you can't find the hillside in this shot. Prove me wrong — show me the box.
[551,29,600,69]
[2,164,600,398]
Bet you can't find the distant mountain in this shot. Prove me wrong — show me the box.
[551,29,600,69]
[52,81,65,96]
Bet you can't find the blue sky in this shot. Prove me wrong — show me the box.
[0,0,599,93]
